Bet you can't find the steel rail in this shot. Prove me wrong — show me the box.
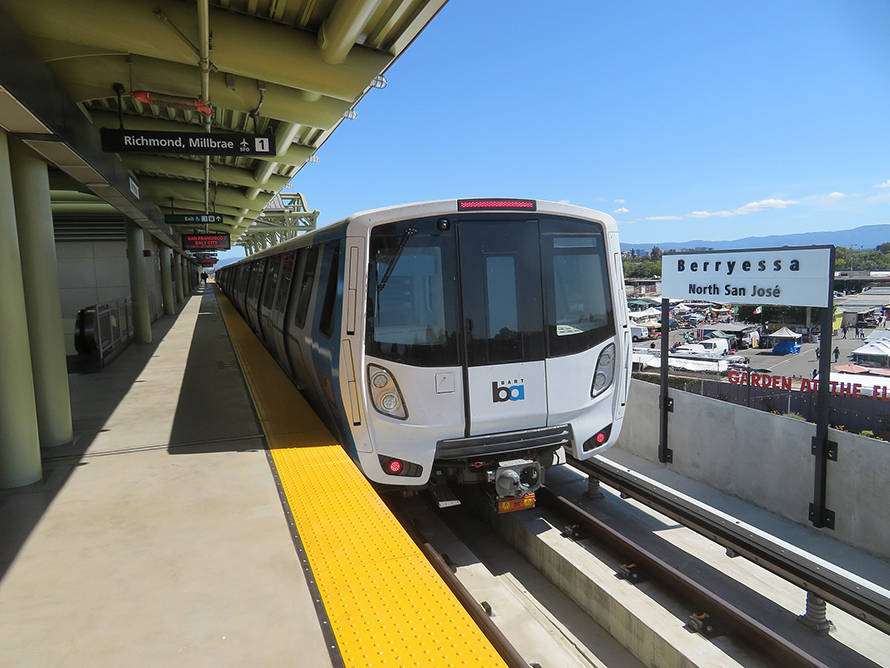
[569,455,890,635]
[388,502,529,668]
[537,486,830,668]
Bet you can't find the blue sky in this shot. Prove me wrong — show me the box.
[224,1,890,261]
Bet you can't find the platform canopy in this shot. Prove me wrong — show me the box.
[0,0,448,248]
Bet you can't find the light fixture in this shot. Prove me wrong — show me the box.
[371,75,388,89]
[343,109,357,120]
[307,155,319,163]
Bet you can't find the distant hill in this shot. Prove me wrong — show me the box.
[620,224,890,253]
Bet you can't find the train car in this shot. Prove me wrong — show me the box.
[217,198,631,509]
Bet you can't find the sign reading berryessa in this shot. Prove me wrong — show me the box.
[101,129,274,156]
[660,247,833,308]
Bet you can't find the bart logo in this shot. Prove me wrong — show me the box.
[492,379,525,403]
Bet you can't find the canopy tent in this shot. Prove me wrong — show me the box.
[628,300,650,307]
[672,303,691,312]
[835,364,869,374]
[638,320,661,329]
[706,331,736,339]
[770,327,802,339]
[630,307,661,319]
[632,352,730,374]
[851,339,890,367]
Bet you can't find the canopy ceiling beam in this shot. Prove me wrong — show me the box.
[3,0,393,101]
[121,154,288,192]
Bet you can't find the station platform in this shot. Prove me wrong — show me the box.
[0,284,501,667]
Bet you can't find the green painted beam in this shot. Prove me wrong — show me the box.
[48,53,352,129]
[5,0,392,101]
[122,155,288,192]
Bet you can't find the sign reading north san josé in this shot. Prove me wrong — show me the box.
[660,247,832,308]
[182,233,230,251]
[101,129,274,156]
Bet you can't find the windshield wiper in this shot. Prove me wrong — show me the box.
[377,227,416,293]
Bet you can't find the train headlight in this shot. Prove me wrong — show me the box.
[367,364,408,419]
[591,343,616,397]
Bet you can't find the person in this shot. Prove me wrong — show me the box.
[854,326,859,339]
[842,325,848,339]
[812,368,818,379]
[201,272,208,284]
[833,346,840,362]
[816,347,820,360]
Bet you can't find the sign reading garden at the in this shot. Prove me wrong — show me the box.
[660,246,833,308]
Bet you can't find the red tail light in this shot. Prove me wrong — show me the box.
[388,459,403,474]
[595,431,607,444]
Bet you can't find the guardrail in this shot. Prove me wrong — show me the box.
[74,298,134,370]
[570,454,890,635]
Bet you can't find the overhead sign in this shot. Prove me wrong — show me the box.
[101,129,275,156]
[661,247,832,308]
[182,233,230,251]
[198,259,216,267]
[166,214,224,225]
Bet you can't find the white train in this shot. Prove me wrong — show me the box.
[217,198,631,509]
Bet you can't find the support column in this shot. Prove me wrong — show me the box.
[173,251,184,303]
[160,245,175,315]
[0,132,42,488]
[127,221,152,344]
[9,139,73,448]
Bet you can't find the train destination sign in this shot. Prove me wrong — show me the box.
[661,247,832,308]
[101,129,275,156]
[198,259,216,267]
[182,233,230,251]
[165,214,224,225]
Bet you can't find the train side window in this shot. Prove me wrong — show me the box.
[262,255,282,310]
[319,242,341,338]
[294,246,319,328]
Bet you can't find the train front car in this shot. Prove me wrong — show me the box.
[345,198,630,510]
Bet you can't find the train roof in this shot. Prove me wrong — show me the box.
[220,198,617,268]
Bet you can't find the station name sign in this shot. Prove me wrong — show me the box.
[661,247,832,308]
[101,129,274,156]
[182,233,230,251]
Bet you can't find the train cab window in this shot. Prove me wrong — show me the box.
[367,220,459,367]
[274,251,296,313]
[262,255,282,310]
[319,242,341,338]
[542,220,614,356]
[294,246,319,328]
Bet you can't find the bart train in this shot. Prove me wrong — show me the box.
[217,198,631,507]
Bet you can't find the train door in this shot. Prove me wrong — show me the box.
[458,220,548,436]
[258,254,282,348]
[271,251,296,367]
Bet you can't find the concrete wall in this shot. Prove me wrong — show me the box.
[56,241,130,355]
[617,379,890,560]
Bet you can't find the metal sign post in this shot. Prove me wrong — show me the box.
[811,247,836,529]
[659,298,673,463]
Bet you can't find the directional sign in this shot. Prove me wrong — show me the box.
[182,233,230,251]
[101,129,275,156]
[166,214,224,225]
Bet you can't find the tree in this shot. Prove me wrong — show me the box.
[650,246,663,261]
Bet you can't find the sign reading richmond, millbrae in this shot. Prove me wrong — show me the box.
[660,247,832,308]
[101,129,275,156]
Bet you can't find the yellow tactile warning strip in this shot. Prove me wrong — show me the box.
[216,287,507,668]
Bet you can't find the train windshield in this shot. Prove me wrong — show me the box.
[366,214,614,368]
[541,219,614,356]
[367,221,460,367]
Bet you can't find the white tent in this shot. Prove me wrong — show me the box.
[770,327,802,339]
[852,339,890,366]
[630,307,661,319]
